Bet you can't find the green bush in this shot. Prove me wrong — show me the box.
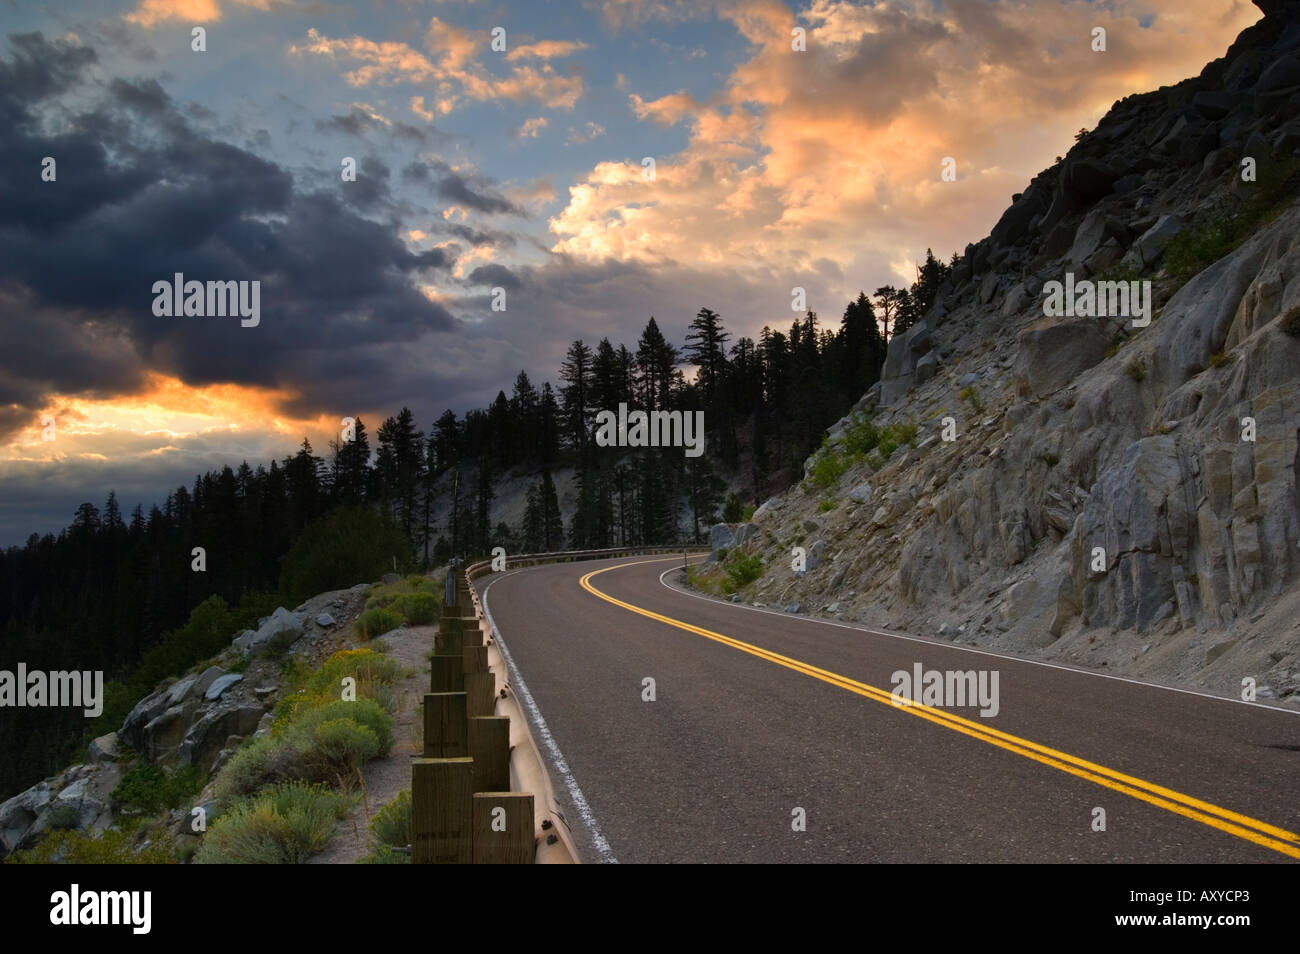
[723,550,764,588]
[722,493,744,523]
[194,781,351,865]
[278,506,413,604]
[355,607,404,641]
[371,789,411,849]
[113,762,203,815]
[818,498,835,513]
[809,452,850,489]
[297,698,394,757]
[391,592,438,626]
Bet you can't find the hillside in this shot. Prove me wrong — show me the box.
[699,0,1300,703]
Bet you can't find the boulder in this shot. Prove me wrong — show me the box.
[177,704,263,772]
[88,732,120,764]
[1121,214,1184,270]
[0,782,52,855]
[1012,317,1112,398]
[1069,208,1129,272]
[1065,158,1119,204]
[734,523,759,545]
[316,612,336,628]
[204,673,243,701]
[846,482,873,504]
[1256,53,1300,92]
[915,351,940,384]
[232,607,305,654]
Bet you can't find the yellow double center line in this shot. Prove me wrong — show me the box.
[580,559,1300,861]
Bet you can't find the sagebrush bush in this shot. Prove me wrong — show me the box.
[391,592,438,626]
[370,789,411,849]
[296,698,394,755]
[355,607,404,641]
[194,781,351,864]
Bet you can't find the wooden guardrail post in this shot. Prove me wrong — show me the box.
[464,670,495,718]
[423,691,469,757]
[463,644,488,673]
[472,792,535,864]
[468,716,511,792]
[429,654,464,693]
[412,758,474,863]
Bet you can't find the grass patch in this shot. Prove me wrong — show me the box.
[1209,350,1232,368]
[7,824,177,864]
[817,498,835,513]
[959,385,983,412]
[1125,358,1147,382]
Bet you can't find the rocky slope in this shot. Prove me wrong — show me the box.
[0,583,373,859]
[708,0,1300,703]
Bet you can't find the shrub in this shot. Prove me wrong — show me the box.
[278,506,413,604]
[195,781,350,864]
[809,452,850,489]
[722,493,744,523]
[370,789,411,849]
[818,498,835,513]
[1041,452,1060,467]
[113,762,203,815]
[298,719,379,784]
[296,698,394,757]
[212,735,284,801]
[44,803,82,831]
[355,607,404,641]
[959,385,983,411]
[1209,350,1231,368]
[1125,358,1146,382]
[391,592,438,626]
[723,550,764,588]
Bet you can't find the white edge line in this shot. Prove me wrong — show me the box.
[480,571,620,864]
[656,562,1300,718]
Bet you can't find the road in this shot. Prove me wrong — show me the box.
[478,555,1300,863]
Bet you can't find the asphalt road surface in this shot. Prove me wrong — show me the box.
[478,555,1300,864]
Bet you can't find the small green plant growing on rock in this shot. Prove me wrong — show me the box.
[959,386,983,412]
[1125,358,1147,382]
[1209,350,1232,368]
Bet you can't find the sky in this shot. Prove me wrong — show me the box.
[0,0,1263,545]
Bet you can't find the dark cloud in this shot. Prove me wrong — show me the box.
[0,31,459,443]
[466,263,521,289]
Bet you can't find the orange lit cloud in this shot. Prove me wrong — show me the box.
[294,19,585,111]
[553,0,1260,289]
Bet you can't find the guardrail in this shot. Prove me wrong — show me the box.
[411,546,707,864]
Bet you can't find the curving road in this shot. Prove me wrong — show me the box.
[478,555,1300,864]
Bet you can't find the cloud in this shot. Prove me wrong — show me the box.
[566,120,606,145]
[514,116,549,138]
[295,20,585,111]
[629,90,700,126]
[124,0,271,28]
[506,39,588,61]
[552,0,1261,297]
[0,32,460,452]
